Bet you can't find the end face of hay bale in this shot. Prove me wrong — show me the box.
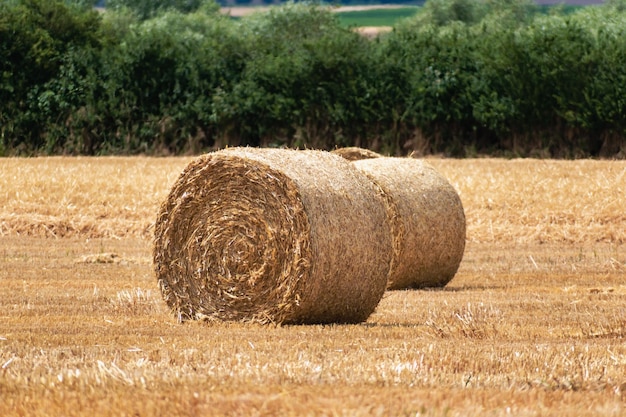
[331,147,382,161]
[353,157,466,290]
[153,148,392,324]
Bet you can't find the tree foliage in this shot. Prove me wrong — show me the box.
[105,0,218,20]
[218,3,375,148]
[0,0,101,153]
[1,0,625,157]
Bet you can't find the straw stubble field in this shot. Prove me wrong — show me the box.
[1,156,625,416]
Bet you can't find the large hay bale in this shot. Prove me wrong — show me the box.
[153,148,392,324]
[331,147,382,161]
[352,157,466,289]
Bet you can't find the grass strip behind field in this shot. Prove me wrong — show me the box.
[334,4,585,28]
[227,4,584,27]
[336,7,420,27]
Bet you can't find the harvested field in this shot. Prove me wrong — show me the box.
[1,155,625,416]
[2,156,623,244]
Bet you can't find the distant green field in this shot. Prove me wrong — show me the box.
[227,4,583,27]
[335,7,420,27]
[537,4,584,14]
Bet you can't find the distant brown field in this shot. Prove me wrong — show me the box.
[1,156,625,416]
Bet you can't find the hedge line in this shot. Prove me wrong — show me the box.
[1,0,626,157]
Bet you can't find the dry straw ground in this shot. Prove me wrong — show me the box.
[1,155,625,416]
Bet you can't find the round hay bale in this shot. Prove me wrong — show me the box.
[153,147,392,324]
[331,147,382,161]
[352,157,466,289]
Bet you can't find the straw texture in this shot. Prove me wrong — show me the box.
[332,147,382,161]
[153,148,392,324]
[352,157,466,289]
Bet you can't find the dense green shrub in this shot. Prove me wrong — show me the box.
[88,9,246,153]
[11,2,246,154]
[381,0,626,156]
[219,3,377,149]
[569,5,626,155]
[1,0,625,157]
[105,0,218,20]
[0,0,101,153]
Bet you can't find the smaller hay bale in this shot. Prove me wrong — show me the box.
[153,147,392,324]
[332,147,382,161]
[352,157,466,289]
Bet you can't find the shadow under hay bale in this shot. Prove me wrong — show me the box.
[352,157,466,290]
[153,147,392,325]
[331,147,382,161]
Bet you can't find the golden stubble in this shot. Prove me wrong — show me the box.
[2,156,625,243]
[428,158,626,244]
[0,156,193,238]
[0,156,625,416]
